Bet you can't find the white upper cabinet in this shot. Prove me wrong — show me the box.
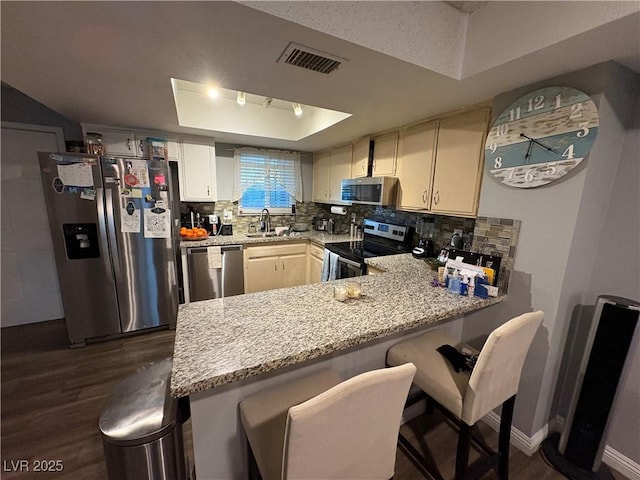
[96,128,144,157]
[179,141,217,202]
[83,125,182,161]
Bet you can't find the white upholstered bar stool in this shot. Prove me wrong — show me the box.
[386,311,543,480]
[239,363,417,480]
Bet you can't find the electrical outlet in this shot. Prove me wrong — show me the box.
[453,228,463,236]
[223,209,233,221]
[351,213,356,223]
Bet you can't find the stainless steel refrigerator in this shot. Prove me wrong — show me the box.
[38,152,178,346]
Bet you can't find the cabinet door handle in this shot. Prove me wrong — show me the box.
[433,190,440,205]
[274,261,278,271]
[207,186,210,196]
[422,190,427,203]
[126,138,132,151]
[138,139,144,153]
[282,261,285,270]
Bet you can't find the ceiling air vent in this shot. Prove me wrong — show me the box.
[277,42,346,75]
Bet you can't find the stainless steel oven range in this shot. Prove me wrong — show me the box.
[324,219,411,279]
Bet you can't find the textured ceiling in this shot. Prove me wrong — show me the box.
[1,1,638,151]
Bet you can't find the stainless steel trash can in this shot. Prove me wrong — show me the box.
[99,357,188,480]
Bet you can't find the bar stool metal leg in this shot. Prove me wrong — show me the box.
[498,396,516,480]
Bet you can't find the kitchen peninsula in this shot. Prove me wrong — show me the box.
[171,252,503,479]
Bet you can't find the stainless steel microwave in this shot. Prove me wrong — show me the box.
[340,177,398,206]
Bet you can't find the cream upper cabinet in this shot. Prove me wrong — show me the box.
[329,144,352,202]
[312,150,331,202]
[351,138,370,178]
[313,145,352,204]
[431,109,489,217]
[396,121,438,211]
[372,131,398,176]
[179,141,217,202]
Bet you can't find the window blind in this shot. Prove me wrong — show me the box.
[233,148,302,213]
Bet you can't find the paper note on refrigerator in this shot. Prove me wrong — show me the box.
[208,247,222,269]
[143,208,170,238]
[121,207,141,233]
[128,160,150,188]
[57,163,94,187]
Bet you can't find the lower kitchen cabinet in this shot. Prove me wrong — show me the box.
[308,242,324,284]
[244,242,308,293]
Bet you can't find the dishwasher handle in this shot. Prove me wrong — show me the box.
[187,245,243,254]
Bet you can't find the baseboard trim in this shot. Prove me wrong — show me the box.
[481,412,640,480]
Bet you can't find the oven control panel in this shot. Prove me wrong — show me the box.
[363,219,408,243]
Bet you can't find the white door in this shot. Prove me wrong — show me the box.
[1,123,65,326]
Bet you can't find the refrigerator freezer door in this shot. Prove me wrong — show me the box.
[101,157,178,332]
[38,152,121,344]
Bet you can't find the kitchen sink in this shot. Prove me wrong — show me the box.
[245,232,278,238]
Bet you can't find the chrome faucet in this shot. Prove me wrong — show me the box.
[259,208,271,233]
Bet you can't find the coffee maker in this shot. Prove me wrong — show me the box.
[412,218,435,258]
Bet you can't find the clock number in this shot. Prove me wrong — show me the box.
[493,124,509,137]
[508,168,516,180]
[546,163,557,176]
[555,93,562,109]
[509,107,521,121]
[570,103,583,119]
[488,141,498,153]
[524,169,535,183]
[576,122,590,138]
[528,95,545,112]
[562,144,576,160]
[494,157,503,169]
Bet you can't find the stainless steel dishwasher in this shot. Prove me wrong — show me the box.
[186,245,244,301]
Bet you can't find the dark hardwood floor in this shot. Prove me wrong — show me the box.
[1,320,629,480]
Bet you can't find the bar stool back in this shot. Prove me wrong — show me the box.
[386,310,543,480]
[240,363,416,480]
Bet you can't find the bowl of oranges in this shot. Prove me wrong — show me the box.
[180,227,209,240]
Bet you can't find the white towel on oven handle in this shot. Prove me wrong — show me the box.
[321,249,339,282]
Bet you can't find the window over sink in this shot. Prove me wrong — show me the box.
[233,147,303,214]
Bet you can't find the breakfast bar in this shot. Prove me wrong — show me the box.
[171,254,504,479]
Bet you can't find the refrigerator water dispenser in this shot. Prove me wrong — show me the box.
[63,223,100,259]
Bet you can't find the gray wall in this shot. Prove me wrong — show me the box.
[1,82,83,141]
[462,62,639,462]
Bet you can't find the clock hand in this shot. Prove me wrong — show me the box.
[524,139,533,164]
[520,133,558,154]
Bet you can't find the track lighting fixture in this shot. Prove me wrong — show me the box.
[292,102,303,116]
[236,91,246,106]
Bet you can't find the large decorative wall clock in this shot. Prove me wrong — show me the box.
[485,86,599,188]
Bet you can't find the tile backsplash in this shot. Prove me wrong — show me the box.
[182,201,520,293]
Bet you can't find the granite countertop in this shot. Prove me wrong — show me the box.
[171,253,504,397]
[179,230,353,248]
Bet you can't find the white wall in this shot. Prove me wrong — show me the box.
[462,62,639,464]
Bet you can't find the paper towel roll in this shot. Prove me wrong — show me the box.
[331,206,347,215]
